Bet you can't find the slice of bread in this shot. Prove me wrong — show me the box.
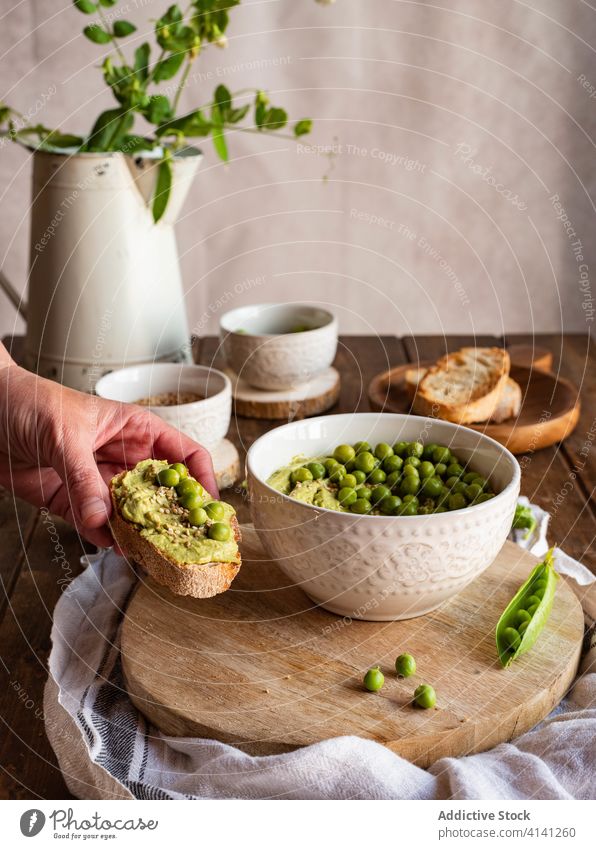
[404,366,427,402]
[109,473,241,598]
[413,347,510,424]
[489,377,522,423]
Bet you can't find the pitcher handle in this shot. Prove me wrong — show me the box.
[0,269,27,319]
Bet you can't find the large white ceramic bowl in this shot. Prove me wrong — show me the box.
[220,302,338,390]
[248,413,520,621]
[95,363,231,452]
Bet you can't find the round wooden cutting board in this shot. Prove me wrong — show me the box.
[121,529,584,767]
[226,367,340,420]
[368,362,580,455]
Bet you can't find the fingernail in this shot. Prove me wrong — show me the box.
[81,497,109,525]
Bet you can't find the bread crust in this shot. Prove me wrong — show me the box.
[404,367,427,403]
[414,347,510,424]
[109,472,241,598]
[489,377,522,423]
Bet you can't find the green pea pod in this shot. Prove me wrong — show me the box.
[496,548,558,667]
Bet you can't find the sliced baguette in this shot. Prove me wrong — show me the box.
[489,377,522,423]
[109,472,241,599]
[404,366,427,403]
[413,347,510,424]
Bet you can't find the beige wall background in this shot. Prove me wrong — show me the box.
[1,0,596,340]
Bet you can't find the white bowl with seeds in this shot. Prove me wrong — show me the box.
[95,363,231,451]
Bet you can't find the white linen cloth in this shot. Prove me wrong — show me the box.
[44,503,596,800]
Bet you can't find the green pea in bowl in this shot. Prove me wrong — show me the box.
[247,413,520,620]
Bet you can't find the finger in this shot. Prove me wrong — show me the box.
[81,523,114,549]
[150,417,219,497]
[45,487,114,549]
[58,442,112,529]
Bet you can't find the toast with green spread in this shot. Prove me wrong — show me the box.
[110,459,241,598]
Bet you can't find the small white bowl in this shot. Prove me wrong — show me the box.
[220,303,338,390]
[248,413,520,621]
[95,363,231,452]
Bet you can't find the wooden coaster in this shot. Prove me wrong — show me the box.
[368,362,580,455]
[121,530,583,766]
[227,367,340,420]
[211,438,240,490]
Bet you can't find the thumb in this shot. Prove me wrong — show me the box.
[59,444,111,528]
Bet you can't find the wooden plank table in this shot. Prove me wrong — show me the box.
[0,334,594,799]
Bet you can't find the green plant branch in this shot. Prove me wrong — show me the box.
[232,126,302,142]
[97,4,128,65]
[172,56,194,113]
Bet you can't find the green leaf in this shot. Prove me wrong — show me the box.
[99,0,117,5]
[159,4,183,25]
[146,95,172,125]
[83,24,112,44]
[113,20,136,37]
[157,109,212,137]
[73,0,97,13]
[84,107,133,151]
[134,43,151,82]
[228,104,249,124]
[254,92,268,128]
[9,125,83,152]
[102,58,147,108]
[262,107,287,131]
[211,126,228,161]
[116,134,155,153]
[192,0,239,42]
[294,119,312,137]
[172,26,198,51]
[152,51,185,82]
[152,154,173,223]
[43,132,84,148]
[214,84,232,116]
[156,4,184,49]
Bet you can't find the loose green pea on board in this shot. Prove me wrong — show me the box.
[511,503,537,540]
[495,549,558,668]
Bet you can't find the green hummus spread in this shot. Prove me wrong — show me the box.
[267,456,345,512]
[113,459,238,565]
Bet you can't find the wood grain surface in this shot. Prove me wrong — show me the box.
[367,361,581,454]
[121,530,583,766]
[0,333,593,799]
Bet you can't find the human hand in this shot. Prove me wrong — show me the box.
[0,351,218,548]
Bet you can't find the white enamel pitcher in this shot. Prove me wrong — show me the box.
[0,147,200,391]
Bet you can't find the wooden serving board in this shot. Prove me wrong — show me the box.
[226,367,340,420]
[368,362,580,455]
[121,529,583,767]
